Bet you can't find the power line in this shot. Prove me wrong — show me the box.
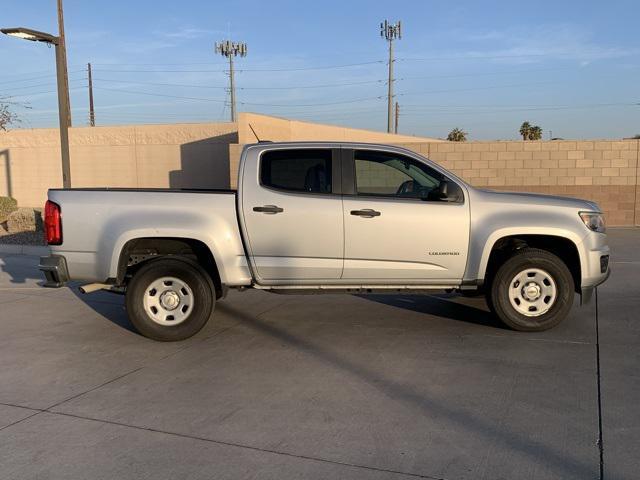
[5,85,87,100]
[239,96,384,107]
[237,60,383,72]
[0,77,85,93]
[93,86,226,103]
[399,103,638,115]
[397,66,573,82]
[91,77,385,91]
[0,70,84,86]
[401,102,638,110]
[91,60,384,74]
[397,51,640,62]
[398,81,555,97]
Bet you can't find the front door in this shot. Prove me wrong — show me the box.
[342,148,470,283]
[241,147,344,283]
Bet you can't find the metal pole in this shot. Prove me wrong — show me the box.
[229,54,236,122]
[56,0,72,187]
[215,41,246,123]
[88,63,95,127]
[394,101,399,134]
[387,38,394,133]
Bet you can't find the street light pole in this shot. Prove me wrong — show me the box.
[1,0,73,188]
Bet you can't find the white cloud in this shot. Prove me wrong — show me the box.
[415,24,639,65]
[161,27,223,40]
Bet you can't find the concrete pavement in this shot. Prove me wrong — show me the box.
[0,229,637,479]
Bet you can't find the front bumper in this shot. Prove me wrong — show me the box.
[39,255,70,288]
[580,241,611,304]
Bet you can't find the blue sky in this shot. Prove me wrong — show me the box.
[1,0,639,139]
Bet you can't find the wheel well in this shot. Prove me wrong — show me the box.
[485,235,581,293]
[117,237,223,298]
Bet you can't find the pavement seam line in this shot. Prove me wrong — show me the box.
[44,367,146,411]
[44,410,448,480]
[0,410,43,434]
[45,318,242,411]
[595,288,604,480]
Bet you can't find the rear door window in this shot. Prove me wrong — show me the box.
[260,149,332,194]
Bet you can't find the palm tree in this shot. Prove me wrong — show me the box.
[447,127,467,142]
[529,125,543,140]
[519,121,531,140]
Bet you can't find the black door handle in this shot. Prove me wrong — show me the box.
[350,209,381,218]
[253,205,284,214]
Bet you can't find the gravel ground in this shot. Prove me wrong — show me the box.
[0,226,46,245]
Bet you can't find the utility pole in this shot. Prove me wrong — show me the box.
[57,0,72,186]
[380,20,401,133]
[87,63,95,126]
[394,101,399,133]
[215,40,247,122]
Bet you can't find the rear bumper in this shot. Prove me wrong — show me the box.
[39,255,70,288]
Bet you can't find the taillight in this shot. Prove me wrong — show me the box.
[44,200,62,245]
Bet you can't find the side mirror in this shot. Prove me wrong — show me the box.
[437,180,463,202]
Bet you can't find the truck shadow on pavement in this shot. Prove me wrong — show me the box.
[219,302,602,480]
[69,286,136,333]
[0,252,45,284]
[360,293,507,329]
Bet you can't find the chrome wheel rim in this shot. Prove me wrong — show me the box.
[508,268,557,317]
[143,277,193,326]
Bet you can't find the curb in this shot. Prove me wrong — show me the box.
[0,244,50,256]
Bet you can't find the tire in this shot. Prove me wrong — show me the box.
[488,248,574,332]
[125,257,215,341]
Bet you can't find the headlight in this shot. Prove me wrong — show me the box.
[579,212,606,233]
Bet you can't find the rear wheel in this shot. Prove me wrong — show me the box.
[126,258,215,341]
[489,248,574,332]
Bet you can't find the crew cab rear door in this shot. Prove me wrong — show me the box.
[239,146,344,283]
[341,147,470,283]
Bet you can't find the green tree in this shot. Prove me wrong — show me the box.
[632,134,640,139]
[519,121,531,140]
[529,125,543,140]
[519,121,543,140]
[447,127,467,142]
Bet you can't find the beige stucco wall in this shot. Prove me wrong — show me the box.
[0,122,238,207]
[237,112,442,144]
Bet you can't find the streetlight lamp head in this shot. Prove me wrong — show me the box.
[1,27,58,44]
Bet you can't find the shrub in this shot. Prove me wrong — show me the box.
[0,196,18,224]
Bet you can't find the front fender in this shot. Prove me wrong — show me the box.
[469,226,588,282]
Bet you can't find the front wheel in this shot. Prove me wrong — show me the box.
[489,248,574,332]
[125,257,215,341]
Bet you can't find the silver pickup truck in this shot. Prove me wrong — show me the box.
[39,142,610,341]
